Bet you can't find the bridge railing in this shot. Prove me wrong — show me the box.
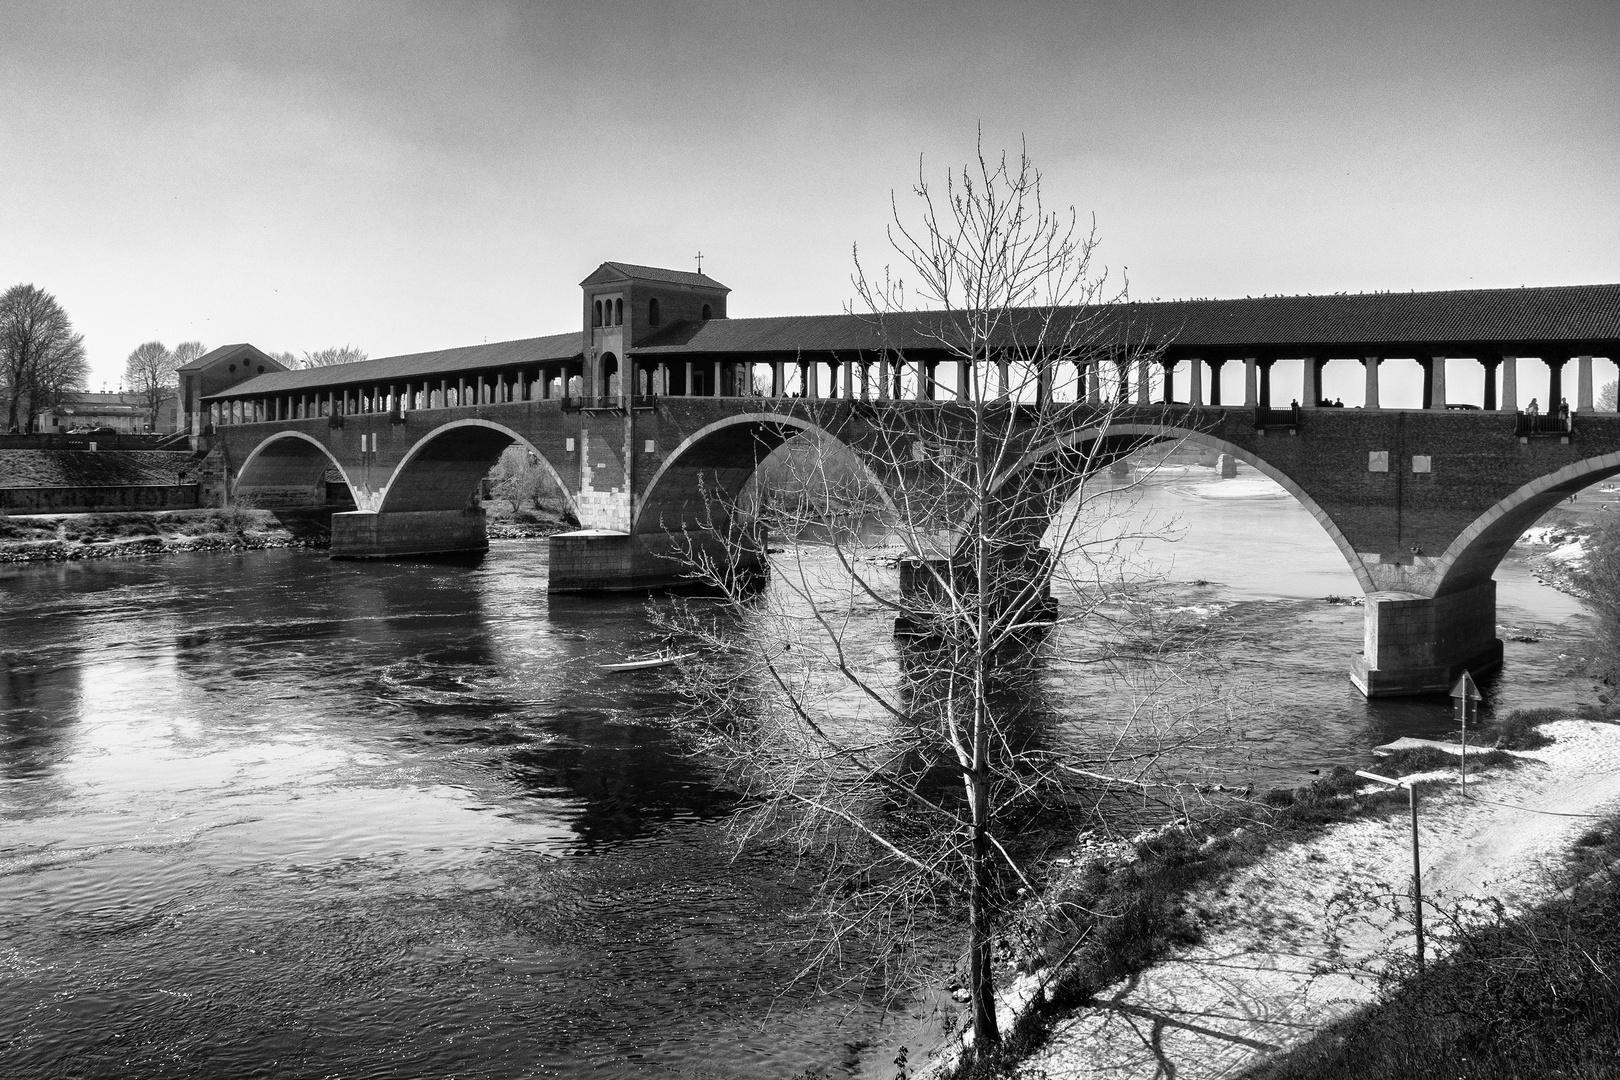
[1515,412,1571,437]
[1254,404,1302,430]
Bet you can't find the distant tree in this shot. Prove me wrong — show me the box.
[1599,380,1616,412]
[302,346,367,368]
[124,340,180,430]
[171,340,207,369]
[270,350,300,370]
[0,284,87,433]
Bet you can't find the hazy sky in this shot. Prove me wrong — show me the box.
[2,0,1616,399]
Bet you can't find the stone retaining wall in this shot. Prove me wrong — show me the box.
[0,484,200,514]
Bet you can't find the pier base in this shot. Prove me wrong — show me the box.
[547,528,765,592]
[1350,580,1503,697]
[330,508,488,558]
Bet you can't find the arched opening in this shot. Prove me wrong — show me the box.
[614,298,623,325]
[376,419,577,519]
[599,352,619,400]
[701,303,712,321]
[634,413,886,539]
[997,424,1375,594]
[234,432,357,510]
[593,300,603,328]
[648,298,661,326]
[1435,451,1620,596]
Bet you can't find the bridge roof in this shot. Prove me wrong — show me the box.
[634,283,1620,356]
[208,331,585,399]
[583,262,730,291]
[207,282,1620,400]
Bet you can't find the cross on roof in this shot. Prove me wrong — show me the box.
[695,251,703,274]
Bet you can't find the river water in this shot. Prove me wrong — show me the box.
[0,465,1607,1078]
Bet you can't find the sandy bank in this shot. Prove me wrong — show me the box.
[1009,719,1620,1079]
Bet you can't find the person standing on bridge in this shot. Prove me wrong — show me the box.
[1527,397,1540,416]
[1560,398,1571,423]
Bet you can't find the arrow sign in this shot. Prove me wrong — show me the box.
[1450,671,1481,702]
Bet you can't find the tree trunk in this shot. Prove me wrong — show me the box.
[968,770,1000,1052]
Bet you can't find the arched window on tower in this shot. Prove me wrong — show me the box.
[649,298,661,326]
[593,300,602,327]
[701,303,712,320]
[614,298,623,325]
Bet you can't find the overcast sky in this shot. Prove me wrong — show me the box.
[2,0,1616,401]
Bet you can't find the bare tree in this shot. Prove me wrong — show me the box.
[171,340,207,369]
[656,144,1226,1063]
[124,340,180,430]
[1599,380,1616,412]
[0,284,87,433]
[301,345,367,368]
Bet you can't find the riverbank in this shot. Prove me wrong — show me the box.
[952,713,1620,1078]
[0,507,332,562]
[0,501,573,563]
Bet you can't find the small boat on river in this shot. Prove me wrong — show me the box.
[598,652,694,672]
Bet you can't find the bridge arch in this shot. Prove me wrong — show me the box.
[1435,449,1620,596]
[234,430,357,508]
[634,412,893,535]
[998,422,1378,595]
[376,418,577,518]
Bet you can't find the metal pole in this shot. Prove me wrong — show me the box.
[1460,699,1469,787]
[1410,782,1424,976]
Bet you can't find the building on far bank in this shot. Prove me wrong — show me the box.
[35,390,180,434]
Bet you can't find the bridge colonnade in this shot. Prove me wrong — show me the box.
[1155,352,1616,413]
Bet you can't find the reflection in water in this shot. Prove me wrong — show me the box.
[0,469,1601,1078]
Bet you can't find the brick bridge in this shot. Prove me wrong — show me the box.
[200,263,1620,697]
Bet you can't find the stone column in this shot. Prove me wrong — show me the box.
[1087,361,1101,403]
[1161,358,1176,404]
[1207,359,1224,406]
[1136,358,1150,404]
[878,354,891,400]
[1244,357,1258,407]
[806,360,819,399]
[1500,355,1517,411]
[1548,356,1567,411]
[957,359,971,400]
[1302,356,1319,408]
[1578,355,1594,411]
[1258,358,1274,409]
[996,354,1010,398]
[1429,356,1447,410]
[1189,359,1204,406]
[844,359,856,398]
[1480,357,1498,410]
[1362,356,1381,410]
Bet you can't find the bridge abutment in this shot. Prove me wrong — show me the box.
[1350,580,1502,696]
[330,508,489,559]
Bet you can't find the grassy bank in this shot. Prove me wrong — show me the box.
[940,713,1554,1079]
